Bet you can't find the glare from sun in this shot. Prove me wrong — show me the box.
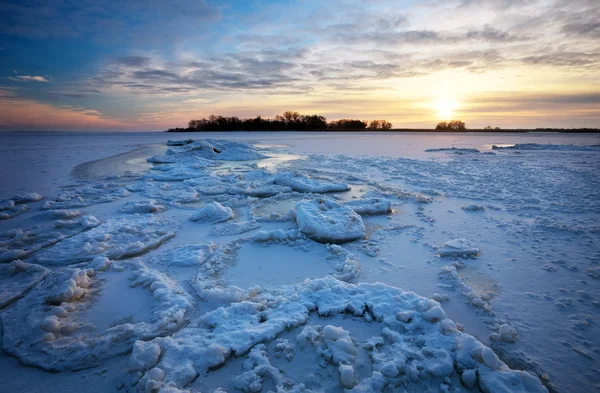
[434,99,458,119]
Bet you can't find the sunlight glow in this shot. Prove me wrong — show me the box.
[433,98,458,119]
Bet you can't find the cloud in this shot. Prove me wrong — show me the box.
[9,75,49,82]
[0,0,219,42]
[183,98,213,104]
[115,56,152,67]
[0,89,131,131]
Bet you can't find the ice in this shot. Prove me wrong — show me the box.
[1,133,596,392]
[439,238,480,257]
[41,183,130,210]
[190,202,235,223]
[120,199,166,214]
[34,216,177,265]
[1,260,194,371]
[12,192,44,203]
[0,214,101,263]
[295,199,366,243]
[231,183,292,198]
[0,199,27,220]
[168,139,268,161]
[462,204,486,212]
[492,143,600,151]
[425,147,481,154]
[126,181,200,203]
[125,276,547,393]
[212,220,261,236]
[344,198,392,215]
[150,243,217,267]
[0,260,50,309]
[274,171,350,193]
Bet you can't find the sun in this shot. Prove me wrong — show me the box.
[433,99,458,119]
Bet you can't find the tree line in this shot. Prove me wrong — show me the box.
[167,111,393,132]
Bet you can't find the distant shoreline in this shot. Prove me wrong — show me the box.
[166,128,600,134]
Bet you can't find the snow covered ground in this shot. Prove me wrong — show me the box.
[0,131,599,393]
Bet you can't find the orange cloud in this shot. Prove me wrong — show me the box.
[0,91,132,131]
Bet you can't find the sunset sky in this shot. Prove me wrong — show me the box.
[0,0,599,131]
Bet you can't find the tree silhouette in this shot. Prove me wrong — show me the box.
[436,120,466,131]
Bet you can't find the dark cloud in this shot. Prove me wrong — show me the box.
[521,52,597,67]
[562,22,600,38]
[115,56,152,67]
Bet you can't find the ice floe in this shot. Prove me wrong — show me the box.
[190,202,235,223]
[35,216,177,265]
[275,171,350,193]
[0,214,101,263]
[125,276,547,393]
[439,238,480,257]
[344,197,392,215]
[120,199,166,214]
[0,260,50,309]
[1,259,194,371]
[295,199,366,244]
[41,183,130,210]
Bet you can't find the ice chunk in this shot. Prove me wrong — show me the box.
[150,243,217,267]
[190,202,235,223]
[35,216,177,265]
[0,215,101,263]
[212,220,260,236]
[275,171,350,193]
[2,261,194,371]
[439,238,479,257]
[130,341,161,371]
[120,199,165,214]
[295,199,366,243]
[126,276,544,392]
[127,181,200,203]
[425,147,481,154]
[462,204,485,212]
[344,198,392,215]
[12,192,44,203]
[339,364,355,388]
[42,183,130,210]
[0,260,50,309]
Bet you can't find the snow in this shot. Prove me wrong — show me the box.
[295,199,366,243]
[1,132,598,393]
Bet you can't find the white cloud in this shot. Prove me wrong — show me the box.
[9,75,49,82]
[183,98,212,104]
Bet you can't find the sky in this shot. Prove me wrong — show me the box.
[0,0,599,131]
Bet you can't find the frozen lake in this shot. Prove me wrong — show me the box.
[0,131,599,393]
